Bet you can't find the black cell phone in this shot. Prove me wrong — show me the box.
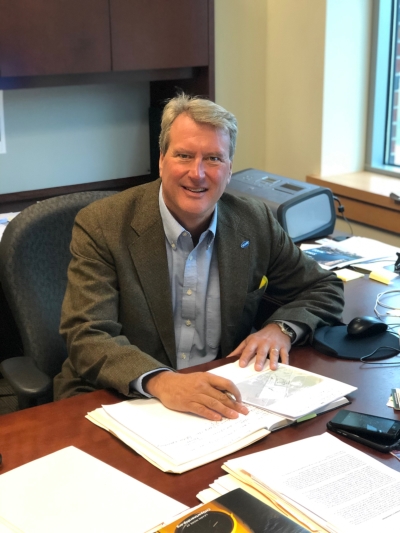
[327,410,400,453]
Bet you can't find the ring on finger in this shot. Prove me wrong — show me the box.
[270,347,280,353]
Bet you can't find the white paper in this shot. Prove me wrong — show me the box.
[102,399,279,465]
[0,447,187,533]
[209,360,356,419]
[225,433,400,533]
[0,213,19,241]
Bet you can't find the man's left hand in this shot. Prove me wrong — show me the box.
[227,323,291,371]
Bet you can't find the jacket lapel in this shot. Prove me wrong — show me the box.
[127,180,176,368]
[217,199,252,356]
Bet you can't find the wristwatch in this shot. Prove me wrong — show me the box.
[273,321,296,343]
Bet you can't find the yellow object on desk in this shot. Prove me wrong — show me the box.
[369,269,398,285]
[334,268,364,282]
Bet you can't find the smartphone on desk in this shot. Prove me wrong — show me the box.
[327,409,400,453]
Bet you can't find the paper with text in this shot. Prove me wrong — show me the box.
[225,433,400,533]
[102,399,282,465]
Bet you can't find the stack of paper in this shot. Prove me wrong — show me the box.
[302,236,398,271]
[86,361,356,473]
[0,447,187,533]
[216,433,400,533]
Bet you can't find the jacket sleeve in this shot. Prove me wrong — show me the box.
[260,205,344,342]
[57,204,171,399]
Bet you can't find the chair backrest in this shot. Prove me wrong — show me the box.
[0,191,116,379]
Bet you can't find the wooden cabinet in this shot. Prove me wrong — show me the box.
[0,0,212,79]
[110,0,209,71]
[0,0,111,77]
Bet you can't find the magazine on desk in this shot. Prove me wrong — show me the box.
[301,236,398,271]
[86,361,355,474]
[157,488,308,532]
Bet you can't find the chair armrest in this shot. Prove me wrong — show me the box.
[0,356,52,399]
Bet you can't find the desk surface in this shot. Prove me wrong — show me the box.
[1,275,400,508]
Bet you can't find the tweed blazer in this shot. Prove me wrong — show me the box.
[54,179,344,400]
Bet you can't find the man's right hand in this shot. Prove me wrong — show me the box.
[145,371,249,421]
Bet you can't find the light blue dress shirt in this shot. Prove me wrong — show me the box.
[131,185,221,394]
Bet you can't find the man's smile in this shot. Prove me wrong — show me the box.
[182,186,207,193]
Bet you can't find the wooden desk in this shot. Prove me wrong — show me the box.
[1,275,399,508]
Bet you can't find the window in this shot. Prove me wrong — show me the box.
[366,0,400,176]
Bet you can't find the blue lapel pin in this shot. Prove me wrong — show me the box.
[241,240,250,248]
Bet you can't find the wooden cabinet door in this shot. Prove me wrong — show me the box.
[0,0,111,77]
[110,0,209,71]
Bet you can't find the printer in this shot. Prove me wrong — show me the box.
[226,168,336,242]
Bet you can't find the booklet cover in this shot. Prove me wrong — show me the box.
[303,245,364,270]
[157,488,307,532]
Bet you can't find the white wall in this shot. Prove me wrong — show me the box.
[0,83,150,194]
[215,0,399,245]
[322,0,371,176]
[215,0,267,173]
[216,0,372,181]
[265,0,327,181]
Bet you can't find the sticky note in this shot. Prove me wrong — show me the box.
[334,268,364,282]
[369,269,398,285]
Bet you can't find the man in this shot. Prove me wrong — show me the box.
[54,94,344,421]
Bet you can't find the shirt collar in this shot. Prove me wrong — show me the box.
[159,184,217,248]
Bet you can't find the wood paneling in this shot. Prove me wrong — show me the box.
[307,172,400,235]
[110,0,209,72]
[0,0,111,77]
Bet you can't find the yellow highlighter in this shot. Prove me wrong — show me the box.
[259,275,268,289]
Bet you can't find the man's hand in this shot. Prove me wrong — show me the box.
[228,323,291,371]
[145,371,249,421]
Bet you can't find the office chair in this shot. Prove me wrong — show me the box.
[0,190,116,409]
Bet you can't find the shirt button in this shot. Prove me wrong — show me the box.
[186,320,191,326]
[171,243,176,249]
[182,232,188,237]
[188,255,193,261]
[181,353,186,360]
[187,289,192,295]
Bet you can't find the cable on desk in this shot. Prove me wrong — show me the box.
[333,196,353,235]
[374,289,400,321]
[360,346,400,364]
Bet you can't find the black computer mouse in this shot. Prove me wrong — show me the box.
[347,316,388,338]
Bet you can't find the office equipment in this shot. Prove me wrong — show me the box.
[226,168,335,242]
[312,325,399,360]
[327,410,400,452]
[346,315,388,337]
[0,446,187,533]
[86,361,354,473]
[0,191,115,409]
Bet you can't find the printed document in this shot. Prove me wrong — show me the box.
[86,361,354,473]
[224,432,400,533]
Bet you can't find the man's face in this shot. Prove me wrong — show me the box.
[159,114,232,235]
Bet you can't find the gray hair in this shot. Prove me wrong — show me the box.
[159,93,238,159]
